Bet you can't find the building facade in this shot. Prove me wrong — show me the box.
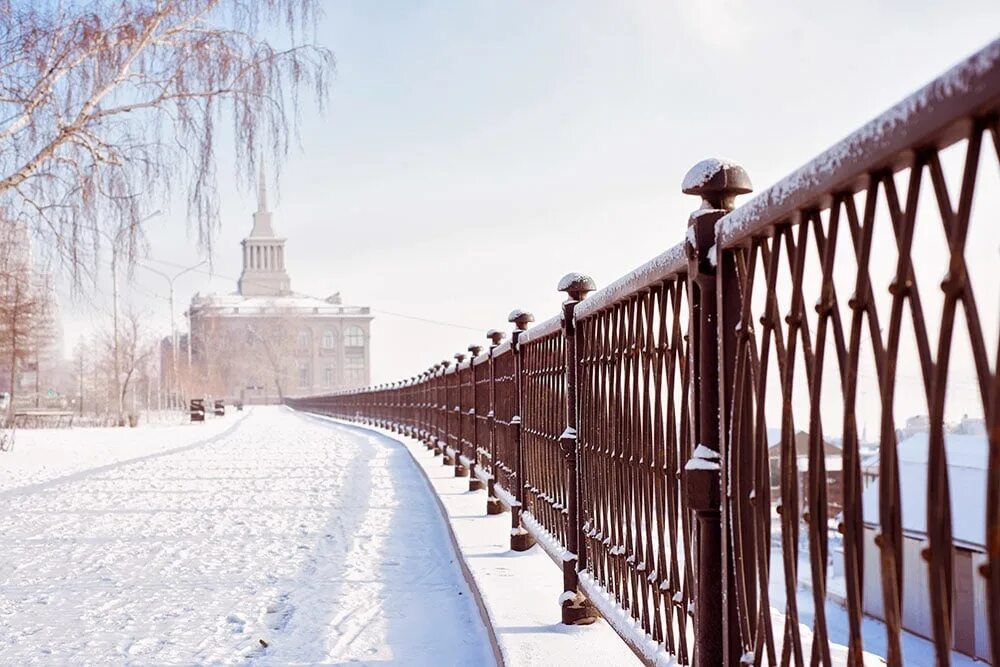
[0,219,68,410]
[186,173,372,403]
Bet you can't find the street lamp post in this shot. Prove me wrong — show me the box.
[139,259,207,410]
[104,211,162,425]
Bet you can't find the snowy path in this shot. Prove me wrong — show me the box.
[0,407,495,665]
[310,417,642,667]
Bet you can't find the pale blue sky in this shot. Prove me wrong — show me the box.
[61,1,1000,421]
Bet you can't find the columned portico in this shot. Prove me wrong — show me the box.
[238,167,292,297]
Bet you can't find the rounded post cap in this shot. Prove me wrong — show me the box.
[486,329,506,344]
[468,344,484,356]
[441,360,451,368]
[557,272,596,300]
[682,158,752,209]
[507,309,535,330]
[454,352,466,362]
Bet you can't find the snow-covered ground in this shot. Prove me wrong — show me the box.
[0,407,494,665]
[308,416,642,667]
[0,410,243,493]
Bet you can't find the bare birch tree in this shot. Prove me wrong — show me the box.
[98,307,153,424]
[0,0,333,279]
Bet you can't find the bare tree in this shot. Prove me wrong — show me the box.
[0,218,54,422]
[27,272,58,407]
[71,336,87,417]
[0,0,333,279]
[98,308,153,425]
[246,315,298,402]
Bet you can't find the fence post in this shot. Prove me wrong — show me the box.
[436,361,449,457]
[682,158,752,667]
[422,369,434,450]
[485,329,506,515]
[408,376,419,438]
[453,352,469,476]
[442,360,456,464]
[468,344,485,491]
[557,272,600,625]
[509,309,536,552]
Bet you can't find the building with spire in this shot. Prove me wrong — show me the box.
[238,168,291,297]
[184,170,372,403]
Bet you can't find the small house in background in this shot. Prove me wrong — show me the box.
[767,429,844,519]
[860,432,989,662]
[861,413,986,488]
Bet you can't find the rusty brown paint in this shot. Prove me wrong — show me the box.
[284,43,1000,667]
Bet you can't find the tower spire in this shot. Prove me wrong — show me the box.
[257,163,269,213]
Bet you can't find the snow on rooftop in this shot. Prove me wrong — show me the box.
[190,292,372,317]
[861,432,988,548]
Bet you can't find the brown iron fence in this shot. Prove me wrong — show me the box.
[288,40,1000,667]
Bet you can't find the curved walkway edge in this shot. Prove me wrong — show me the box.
[295,410,505,667]
[297,411,642,667]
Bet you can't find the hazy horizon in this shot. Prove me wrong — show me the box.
[50,1,1000,429]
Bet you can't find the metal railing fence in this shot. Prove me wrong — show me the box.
[287,40,1000,667]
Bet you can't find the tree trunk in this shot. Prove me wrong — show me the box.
[7,294,19,425]
[34,351,39,407]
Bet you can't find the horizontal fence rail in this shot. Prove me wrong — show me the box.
[288,40,1000,667]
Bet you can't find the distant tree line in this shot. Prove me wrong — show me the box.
[0,0,332,425]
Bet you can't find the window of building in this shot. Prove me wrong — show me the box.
[321,330,336,349]
[344,326,365,349]
[324,365,334,387]
[298,363,311,388]
[296,329,312,352]
[345,356,364,383]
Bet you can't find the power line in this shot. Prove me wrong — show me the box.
[137,255,484,332]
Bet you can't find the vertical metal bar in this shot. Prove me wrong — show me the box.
[486,330,506,515]
[468,344,485,491]
[453,353,469,476]
[557,273,599,625]
[510,309,537,552]
[681,159,752,667]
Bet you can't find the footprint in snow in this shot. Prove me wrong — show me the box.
[226,612,247,633]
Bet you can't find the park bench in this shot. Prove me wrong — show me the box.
[12,410,75,428]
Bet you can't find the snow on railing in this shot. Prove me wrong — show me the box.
[286,39,1000,667]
